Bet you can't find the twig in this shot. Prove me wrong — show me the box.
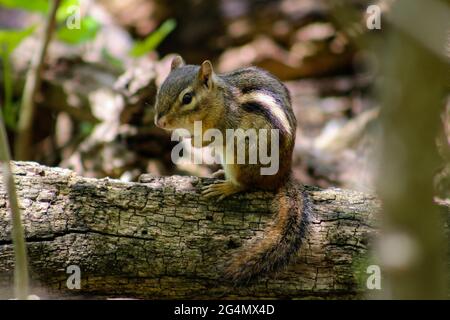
[0,111,29,299]
[14,0,61,160]
[1,45,13,128]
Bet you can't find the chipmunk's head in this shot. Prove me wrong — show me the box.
[154,55,220,133]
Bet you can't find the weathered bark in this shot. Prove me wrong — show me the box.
[0,161,382,299]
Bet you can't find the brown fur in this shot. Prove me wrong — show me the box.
[224,175,310,284]
[155,56,310,284]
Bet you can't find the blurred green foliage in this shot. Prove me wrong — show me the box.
[0,0,101,129]
[56,0,79,20]
[0,0,48,12]
[55,0,100,45]
[1,26,35,129]
[0,0,174,130]
[0,26,35,53]
[130,19,176,57]
[56,16,100,45]
[0,0,100,45]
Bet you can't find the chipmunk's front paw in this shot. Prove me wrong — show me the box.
[202,181,242,202]
[211,169,225,179]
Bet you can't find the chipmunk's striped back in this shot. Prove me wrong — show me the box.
[221,67,296,140]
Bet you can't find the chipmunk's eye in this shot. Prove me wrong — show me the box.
[182,92,193,105]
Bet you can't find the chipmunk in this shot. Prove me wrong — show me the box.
[154,55,310,284]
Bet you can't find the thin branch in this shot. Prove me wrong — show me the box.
[1,45,13,128]
[14,0,61,160]
[0,111,29,299]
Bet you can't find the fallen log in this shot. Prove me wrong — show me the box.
[0,161,382,299]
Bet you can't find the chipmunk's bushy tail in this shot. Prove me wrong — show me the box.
[224,175,311,284]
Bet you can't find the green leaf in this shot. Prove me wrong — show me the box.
[0,0,48,12]
[129,19,176,57]
[0,26,36,54]
[56,0,80,22]
[56,16,100,45]
[0,0,80,17]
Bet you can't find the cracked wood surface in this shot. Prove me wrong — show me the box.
[0,162,381,299]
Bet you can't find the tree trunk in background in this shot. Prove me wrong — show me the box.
[376,0,450,299]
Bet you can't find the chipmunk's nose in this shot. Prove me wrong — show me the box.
[155,114,167,128]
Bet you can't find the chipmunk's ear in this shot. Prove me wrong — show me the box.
[198,60,214,89]
[171,55,185,70]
